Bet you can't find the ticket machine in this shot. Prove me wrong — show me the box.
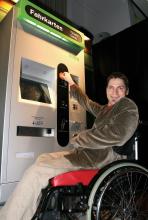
[0,0,86,203]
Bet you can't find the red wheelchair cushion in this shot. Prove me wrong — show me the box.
[50,169,99,186]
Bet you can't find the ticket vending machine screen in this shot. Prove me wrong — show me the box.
[20,78,51,104]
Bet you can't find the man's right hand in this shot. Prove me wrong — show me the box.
[59,72,75,86]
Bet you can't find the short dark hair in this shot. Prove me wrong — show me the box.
[107,72,129,92]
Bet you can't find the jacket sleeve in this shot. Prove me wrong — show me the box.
[70,84,101,117]
[70,99,139,149]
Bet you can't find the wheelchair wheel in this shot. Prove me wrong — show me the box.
[86,161,148,220]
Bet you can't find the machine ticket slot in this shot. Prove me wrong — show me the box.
[17,126,54,137]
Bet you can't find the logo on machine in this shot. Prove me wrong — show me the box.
[25,5,82,43]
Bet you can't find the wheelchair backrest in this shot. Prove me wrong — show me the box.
[113,130,139,160]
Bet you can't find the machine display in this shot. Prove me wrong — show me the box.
[0,0,86,203]
[20,57,52,104]
[20,78,52,104]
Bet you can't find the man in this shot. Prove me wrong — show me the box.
[60,72,139,167]
[0,72,139,220]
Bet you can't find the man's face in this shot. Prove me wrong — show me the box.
[106,78,128,106]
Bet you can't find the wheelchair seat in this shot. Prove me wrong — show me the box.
[50,169,99,186]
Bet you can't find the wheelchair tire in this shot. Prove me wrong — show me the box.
[86,161,148,220]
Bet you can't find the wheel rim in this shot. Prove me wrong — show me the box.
[92,167,148,220]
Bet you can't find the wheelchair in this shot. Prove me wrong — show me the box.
[32,132,148,220]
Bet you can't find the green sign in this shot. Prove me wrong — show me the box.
[17,0,84,53]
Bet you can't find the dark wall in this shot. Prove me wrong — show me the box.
[92,19,148,166]
[85,65,96,129]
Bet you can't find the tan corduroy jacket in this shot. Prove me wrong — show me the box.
[65,85,139,168]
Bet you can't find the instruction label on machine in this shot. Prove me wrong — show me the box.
[32,116,44,126]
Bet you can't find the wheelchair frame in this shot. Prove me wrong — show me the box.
[32,160,148,220]
[32,131,148,220]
